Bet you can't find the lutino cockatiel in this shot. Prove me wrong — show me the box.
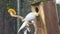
[8,8,38,34]
[18,11,39,33]
[8,8,39,34]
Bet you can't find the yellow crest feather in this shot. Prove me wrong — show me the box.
[8,8,16,15]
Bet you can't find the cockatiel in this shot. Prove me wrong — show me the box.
[18,12,39,33]
[8,8,38,34]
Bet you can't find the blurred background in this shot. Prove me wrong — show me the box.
[0,0,60,34]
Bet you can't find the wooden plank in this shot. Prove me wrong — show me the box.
[43,1,59,34]
[31,2,47,34]
[31,1,59,34]
[37,2,47,34]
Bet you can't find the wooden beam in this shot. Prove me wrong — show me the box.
[31,1,59,34]
[31,2,47,34]
[43,1,59,34]
[38,2,47,34]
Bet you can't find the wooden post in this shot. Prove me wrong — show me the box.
[31,1,59,34]
[31,2,47,34]
[38,2,47,34]
[43,1,59,34]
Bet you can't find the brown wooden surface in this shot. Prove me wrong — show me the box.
[31,1,59,34]
[38,2,47,34]
[43,1,59,34]
[31,2,47,34]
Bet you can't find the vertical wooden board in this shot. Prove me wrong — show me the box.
[31,2,47,34]
[31,3,43,34]
[43,1,59,34]
[36,15,44,34]
[38,2,47,34]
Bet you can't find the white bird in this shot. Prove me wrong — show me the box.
[18,12,38,33]
[8,8,38,34]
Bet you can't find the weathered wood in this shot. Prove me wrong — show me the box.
[31,2,47,34]
[31,1,59,34]
[38,2,47,34]
[43,1,59,34]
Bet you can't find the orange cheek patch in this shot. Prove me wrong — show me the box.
[8,8,16,15]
